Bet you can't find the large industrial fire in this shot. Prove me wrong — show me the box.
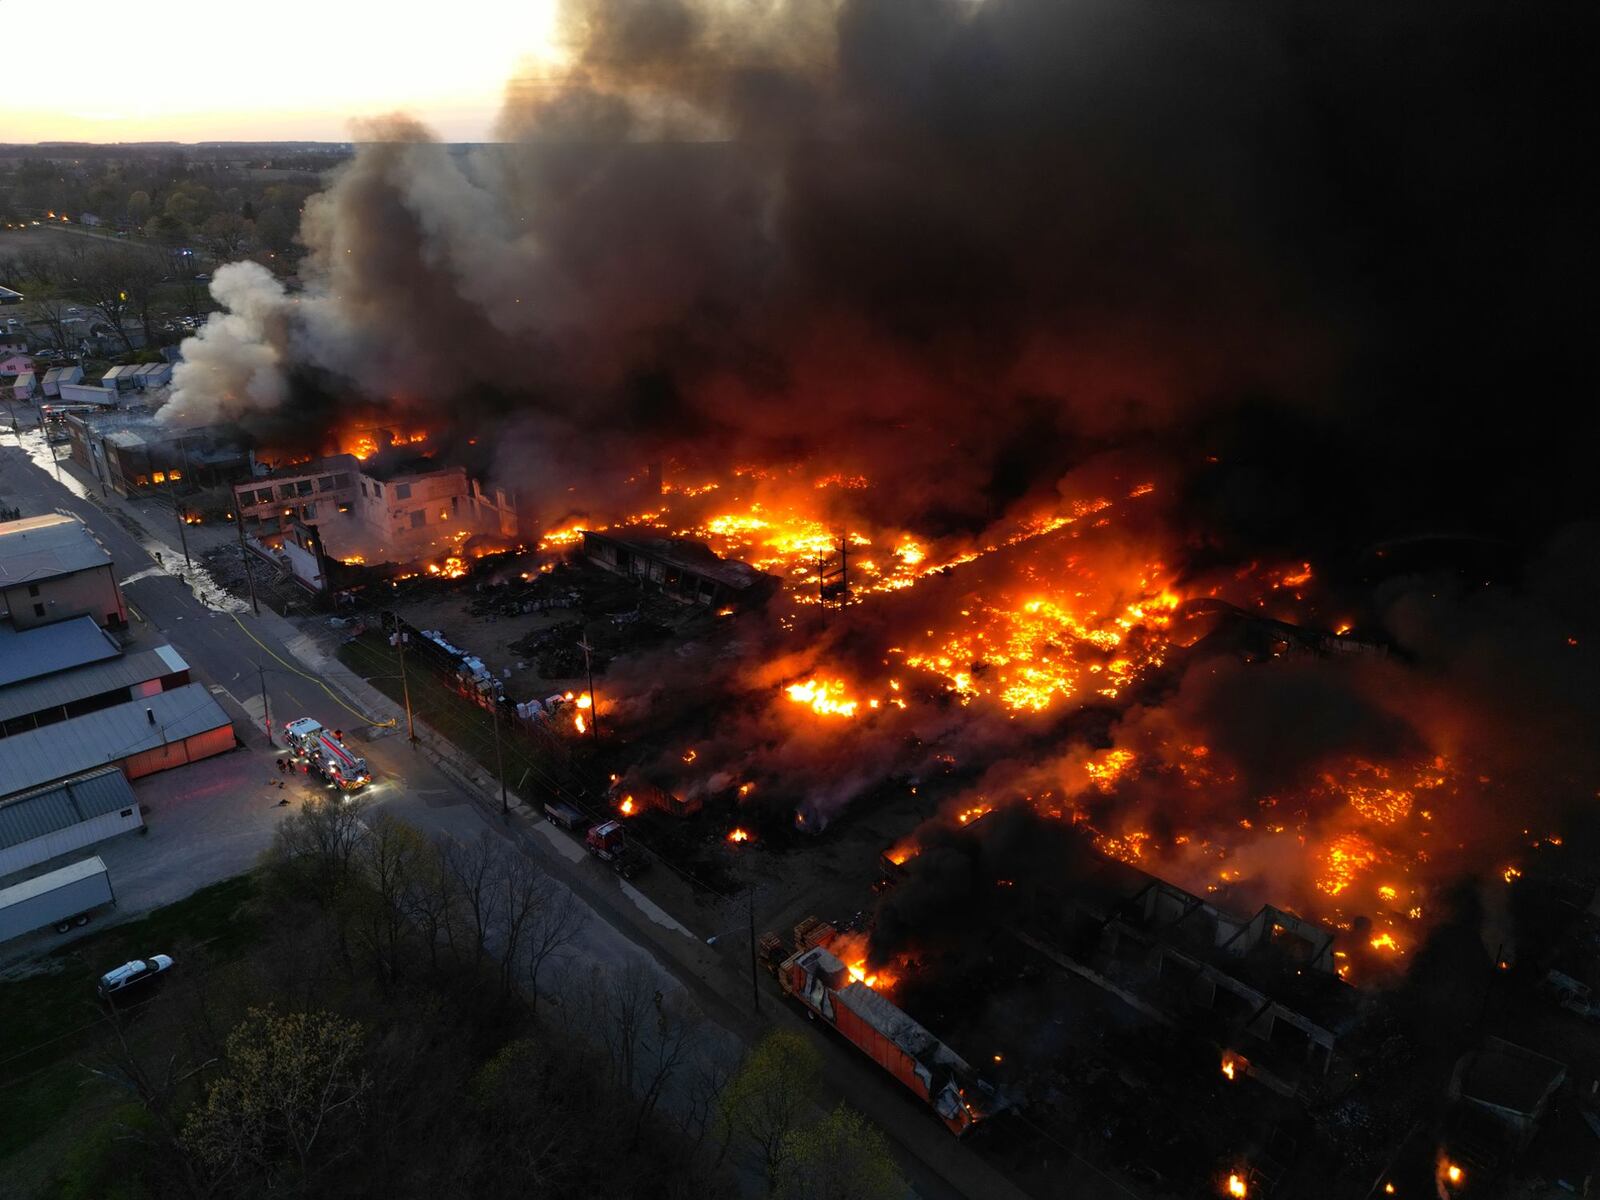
[150,0,1593,1070]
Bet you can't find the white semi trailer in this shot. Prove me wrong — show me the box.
[0,857,115,943]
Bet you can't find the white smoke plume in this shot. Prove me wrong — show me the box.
[161,261,294,426]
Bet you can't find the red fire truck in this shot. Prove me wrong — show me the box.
[283,718,371,791]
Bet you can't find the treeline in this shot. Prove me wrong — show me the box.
[55,800,904,1200]
[0,150,329,265]
[0,239,208,357]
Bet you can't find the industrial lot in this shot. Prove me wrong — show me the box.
[3,3,1599,1199]
[0,409,1596,1198]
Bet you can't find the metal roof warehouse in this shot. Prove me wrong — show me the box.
[0,683,236,799]
[0,645,190,735]
[0,769,137,850]
[0,616,122,688]
[0,513,113,581]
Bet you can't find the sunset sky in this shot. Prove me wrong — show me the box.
[3,0,563,143]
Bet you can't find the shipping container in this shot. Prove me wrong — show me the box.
[0,856,114,943]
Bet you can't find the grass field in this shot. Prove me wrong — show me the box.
[0,874,261,1164]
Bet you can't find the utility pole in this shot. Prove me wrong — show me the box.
[578,637,601,742]
[258,664,273,746]
[748,887,760,1014]
[172,493,191,568]
[233,503,260,616]
[491,696,508,815]
[391,616,416,743]
[820,533,850,606]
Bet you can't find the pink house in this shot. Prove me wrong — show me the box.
[0,353,34,376]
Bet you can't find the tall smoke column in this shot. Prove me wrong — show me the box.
[156,0,1594,540]
[162,261,293,426]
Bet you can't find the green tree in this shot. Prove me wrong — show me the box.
[163,191,202,229]
[182,1007,369,1191]
[778,1105,905,1200]
[127,190,152,226]
[720,1030,820,1191]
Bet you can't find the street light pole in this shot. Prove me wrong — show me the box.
[233,503,260,616]
[707,896,763,1016]
[392,617,416,743]
[491,696,508,815]
[258,664,273,747]
[578,637,601,742]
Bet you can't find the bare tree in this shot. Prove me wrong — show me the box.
[18,249,61,286]
[30,287,74,352]
[200,212,252,260]
[574,960,701,1150]
[399,837,453,974]
[494,850,546,1004]
[353,813,431,986]
[268,794,371,907]
[89,1001,223,1200]
[74,247,163,352]
[439,834,504,971]
[524,878,588,1007]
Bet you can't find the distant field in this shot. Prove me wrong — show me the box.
[0,223,150,256]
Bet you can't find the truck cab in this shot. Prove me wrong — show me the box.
[585,821,647,878]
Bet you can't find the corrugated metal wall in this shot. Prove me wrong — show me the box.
[122,724,235,780]
[0,807,142,877]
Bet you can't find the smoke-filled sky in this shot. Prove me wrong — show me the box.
[156,0,1599,969]
[167,0,1596,545]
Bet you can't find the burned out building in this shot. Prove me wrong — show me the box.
[65,412,253,499]
[582,530,779,607]
[233,455,361,532]
[234,453,524,588]
[1017,862,1359,1099]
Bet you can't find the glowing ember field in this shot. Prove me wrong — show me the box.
[542,461,1558,979]
[544,468,1209,717]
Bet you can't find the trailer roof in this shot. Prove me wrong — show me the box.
[836,980,971,1075]
[0,855,107,907]
[0,768,137,852]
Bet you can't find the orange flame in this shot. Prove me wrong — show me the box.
[727,827,752,843]
[785,677,859,718]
